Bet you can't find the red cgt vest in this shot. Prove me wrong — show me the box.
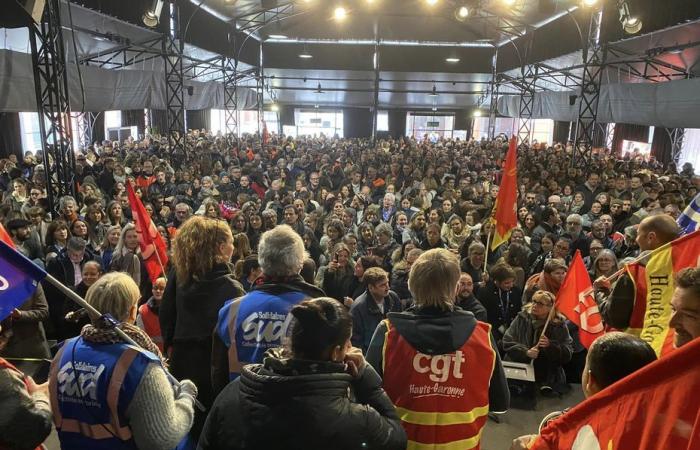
[382,320,496,450]
[137,304,163,352]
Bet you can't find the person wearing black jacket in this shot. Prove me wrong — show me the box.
[478,264,524,348]
[159,216,245,440]
[455,273,488,322]
[199,298,406,450]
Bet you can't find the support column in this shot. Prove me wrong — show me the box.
[163,0,186,164]
[573,8,605,165]
[222,56,239,138]
[371,39,380,143]
[668,128,686,165]
[488,48,499,140]
[517,35,536,146]
[257,42,265,136]
[29,0,76,215]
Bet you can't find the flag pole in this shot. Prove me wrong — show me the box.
[539,299,558,342]
[603,250,654,284]
[483,223,493,277]
[42,273,204,412]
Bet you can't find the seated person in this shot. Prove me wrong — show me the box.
[502,290,573,396]
[478,263,523,346]
[510,332,657,449]
[199,297,407,450]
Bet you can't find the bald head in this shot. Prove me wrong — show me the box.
[636,214,680,251]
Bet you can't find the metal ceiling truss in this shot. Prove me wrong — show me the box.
[29,0,77,215]
[234,2,296,35]
[487,48,499,140]
[163,1,187,164]
[573,8,604,165]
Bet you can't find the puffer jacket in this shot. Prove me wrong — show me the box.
[198,350,406,450]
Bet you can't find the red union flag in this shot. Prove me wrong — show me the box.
[491,135,518,250]
[555,251,604,349]
[529,336,700,450]
[126,181,168,282]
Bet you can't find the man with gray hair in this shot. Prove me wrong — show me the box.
[211,225,325,394]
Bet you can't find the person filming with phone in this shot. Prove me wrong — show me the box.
[199,297,407,450]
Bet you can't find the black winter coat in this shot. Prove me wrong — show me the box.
[198,353,406,450]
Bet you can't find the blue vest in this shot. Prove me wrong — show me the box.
[216,289,309,380]
[49,337,160,450]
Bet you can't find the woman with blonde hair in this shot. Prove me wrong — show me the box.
[49,273,198,450]
[159,216,244,439]
[109,223,151,299]
[502,290,573,396]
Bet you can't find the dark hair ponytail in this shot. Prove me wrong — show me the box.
[289,297,352,361]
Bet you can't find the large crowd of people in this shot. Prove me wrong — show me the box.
[1,129,700,450]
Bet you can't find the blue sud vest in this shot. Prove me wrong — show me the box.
[49,337,160,450]
[216,290,309,380]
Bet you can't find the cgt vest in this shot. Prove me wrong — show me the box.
[382,320,496,450]
[137,303,164,352]
[216,290,309,380]
[48,337,160,450]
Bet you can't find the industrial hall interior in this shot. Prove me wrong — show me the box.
[2,0,700,450]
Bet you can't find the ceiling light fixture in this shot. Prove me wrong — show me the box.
[268,34,288,39]
[142,0,164,27]
[299,52,313,58]
[473,110,482,117]
[502,0,516,6]
[271,103,279,112]
[618,0,642,34]
[455,5,469,20]
[446,57,460,63]
[582,0,598,6]
[426,0,439,6]
[334,6,348,21]
[429,85,438,96]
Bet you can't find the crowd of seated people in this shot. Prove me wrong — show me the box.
[1,129,699,449]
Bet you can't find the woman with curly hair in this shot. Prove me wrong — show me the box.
[159,216,244,439]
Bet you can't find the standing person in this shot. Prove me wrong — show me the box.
[49,273,197,450]
[109,223,151,300]
[349,267,402,354]
[0,284,51,360]
[211,225,325,395]
[367,249,509,450]
[159,216,244,439]
[137,277,167,352]
[200,298,407,450]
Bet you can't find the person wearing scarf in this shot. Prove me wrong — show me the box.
[441,214,472,251]
[48,272,197,450]
[523,258,568,304]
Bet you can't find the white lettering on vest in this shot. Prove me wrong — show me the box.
[57,361,105,401]
[0,275,8,290]
[412,351,465,383]
[241,311,288,343]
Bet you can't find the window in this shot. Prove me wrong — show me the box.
[471,117,553,143]
[293,109,344,138]
[377,111,389,132]
[531,119,554,145]
[679,129,700,174]
[406,112,455,140]
[19,112,44,154]
[104,110,122,138]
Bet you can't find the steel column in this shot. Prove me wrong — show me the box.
[488,48,499,140]
[163,1,186,164]
[222,57,239,138]
[667,128,686,165]
[517,35,536,146]
[371,39,380,143]
[573,8,605,165]
[29,0,76,216]
[257,42,264,136]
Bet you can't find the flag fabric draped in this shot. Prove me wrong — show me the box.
[677,192,700,235]
[491,136,518,251]
[529,336,700,450]
[126,181,169,283]
[0,239,47,321]
[262,121,270,145]
[0,222,15,248]
[554,250,604,349]
[625,229,700,356]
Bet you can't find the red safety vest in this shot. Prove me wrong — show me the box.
[382,320,496,450]
[138,304,164,352]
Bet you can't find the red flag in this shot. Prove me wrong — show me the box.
[126,181,168,283]
[491,136,518,250]
[262,120,270,145]
[530,336,700,450]
[555,250,604,349]
[0,222,15,249]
